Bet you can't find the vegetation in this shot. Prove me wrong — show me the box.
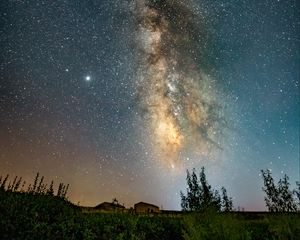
[183,211,300,240]
[1,169,300,239]
[261,169,299,212]
[180,167,233,212]
[0,172,69,198]
[295,182,300,208]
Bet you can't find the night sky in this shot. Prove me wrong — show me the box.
[0,0,299,210]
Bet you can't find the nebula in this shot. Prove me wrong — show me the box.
[132,0,225,168]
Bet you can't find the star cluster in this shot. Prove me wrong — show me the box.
[0,0,299,210]
[133,0,225,169]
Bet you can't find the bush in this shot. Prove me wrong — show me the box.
[0,189,87,240]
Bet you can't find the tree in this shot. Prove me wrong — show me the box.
[261,169,297,212]
[221,187,233,212]
[261,169,279,211]
[47,181,54,196]
[0,174,9,190]
[278,174,297,212]
[180,167,231,212]
[293,182,300,210]
[180,169,201,211]
[56,182,69,199]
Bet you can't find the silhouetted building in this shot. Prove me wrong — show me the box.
[94,202,125,212]
[134,202,160,213]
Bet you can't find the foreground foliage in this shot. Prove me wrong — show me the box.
[183,210,300,240]
[261,169,300,212]
[180,168,233,212]
[1,189,300,240]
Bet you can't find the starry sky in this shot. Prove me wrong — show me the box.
[0,0,299,210]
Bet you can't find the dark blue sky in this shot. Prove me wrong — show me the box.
[0,0,299,210]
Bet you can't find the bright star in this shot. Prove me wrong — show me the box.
[85,76,91,81]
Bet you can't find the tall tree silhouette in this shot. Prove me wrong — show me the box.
[221,187,233,212]
[180,167,231,212]
[278,175,297,212]
[261,169,279,211]
[294,182,300,210]
[261,169,297,212]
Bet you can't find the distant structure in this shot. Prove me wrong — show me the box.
[94,198,125,212]
[83,199,161,214]
[134,202,160,213]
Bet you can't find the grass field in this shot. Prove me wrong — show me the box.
[1,189,300,240]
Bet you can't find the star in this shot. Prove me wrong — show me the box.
[0,0,298,212]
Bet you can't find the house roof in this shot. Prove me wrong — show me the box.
[134,202,159,209]
[94,202,125,209]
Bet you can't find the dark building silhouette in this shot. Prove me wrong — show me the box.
[134,202,160,213]
[94,201,125,212]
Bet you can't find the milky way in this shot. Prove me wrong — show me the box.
[1,0,298,210]
[131,0,225,168]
